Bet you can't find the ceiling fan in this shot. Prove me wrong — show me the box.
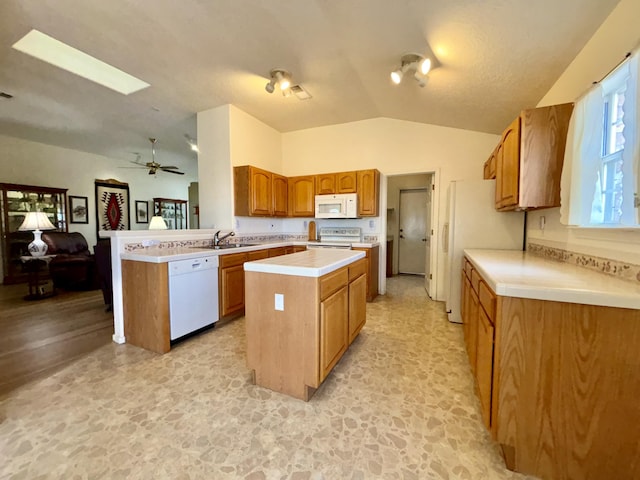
[127,138,185,175]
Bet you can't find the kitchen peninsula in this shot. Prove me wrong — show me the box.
[244,249,367,401]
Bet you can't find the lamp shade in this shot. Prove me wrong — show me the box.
[18,211,56,231]
[18,211,56,257]
[148,216,168,230]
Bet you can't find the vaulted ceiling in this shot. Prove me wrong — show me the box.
[0,0,621,166]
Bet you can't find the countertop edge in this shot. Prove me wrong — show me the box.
[464,249,640,310]
[244,250,365,277]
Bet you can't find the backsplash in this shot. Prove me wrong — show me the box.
[527,242,640,284]
[124,232,379,252]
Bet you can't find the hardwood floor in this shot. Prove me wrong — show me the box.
[0,283,113,397]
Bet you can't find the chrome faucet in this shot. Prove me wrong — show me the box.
[213,230,235,246]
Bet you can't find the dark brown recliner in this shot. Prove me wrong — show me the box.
[41,232,98,291]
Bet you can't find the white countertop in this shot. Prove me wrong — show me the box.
[244,249,365,277]
[464,249,640,310]
[120,241,377,263]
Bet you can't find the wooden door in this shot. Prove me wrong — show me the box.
[496,117,520,209]
[357,169,380,216]
[476,306,494,430]
[288,175,315,217]
[219,265,245,318]
[319,286,348,381]
[250,167,272,215]
[468,283,479,375]
[348,274,367,344]
[336,172,357,193]
[272,174,288,217]
[462,272,471,354]
[316,174,336,194]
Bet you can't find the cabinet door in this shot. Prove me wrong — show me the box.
[219,265,245,318]
[476,307,494,429]
[468,285,479,375]
[316,174,336,194]
[352,246,378,301]
[268,247,287,257]
[250,167,273,216]
[320,286,348,381]
[462,272,471,352]
[357,170,380,216]
[336,171,357,193]
[348,274,367,344]
[288,176,315,217]
[496,117,521,209]
[272,174,288,217]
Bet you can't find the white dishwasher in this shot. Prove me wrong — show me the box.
[168,255,219,340]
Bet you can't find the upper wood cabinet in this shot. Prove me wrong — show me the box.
[272,173,288,217]
[492,103,574,211]
[234,166,272,216]
[357,169,380,217]
[316,174,336,195]
[316,171,357,195]
[288,175,315,217]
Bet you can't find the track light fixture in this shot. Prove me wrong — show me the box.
[390,53,432,88]
[265,69,292,95]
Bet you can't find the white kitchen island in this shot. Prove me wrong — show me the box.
[244,249,367,401]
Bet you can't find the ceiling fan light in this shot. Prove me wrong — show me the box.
[391,69,403,84]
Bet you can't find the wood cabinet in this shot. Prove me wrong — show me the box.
[483,149,497,179]
[356,169,380,217]
[490,103,574,211]
[348,259,367,344]
[316,171,358,195]
[462,255,640,480]
[234,166,273,216]
[319,272,349,380]
[352,245,379,301]
[288,175,315,217]
[0,183,68,284]
[272,173,288,217]
[153,198,188,229]
[246,258,367,401]
[218,246,294,320]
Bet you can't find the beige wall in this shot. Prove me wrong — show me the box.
[528,0,640,264]
[197,104,282,230]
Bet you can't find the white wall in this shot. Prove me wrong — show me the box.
[528,0,640,264]
[0,134,196,281]
[282,118,499,300]
[197,104,282,231]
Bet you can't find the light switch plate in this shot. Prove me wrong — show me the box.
[275,293,284,311]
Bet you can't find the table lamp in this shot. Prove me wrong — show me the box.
[18,211,56,257]
[148,215,168,230]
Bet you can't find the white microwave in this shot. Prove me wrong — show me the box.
[314,193,358,219]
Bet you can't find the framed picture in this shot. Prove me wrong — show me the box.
[69,195,89,224]
[95,179,130,236]
[135,200,149,224]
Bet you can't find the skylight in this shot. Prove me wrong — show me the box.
[12,29,150,95]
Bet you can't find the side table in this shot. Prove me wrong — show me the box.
[20,255,57,300]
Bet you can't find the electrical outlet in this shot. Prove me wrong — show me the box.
[275,293,284,311]
[369,220,376,229]
[539,216,546,230]
[235,219,240,229]
[303,221,308,229]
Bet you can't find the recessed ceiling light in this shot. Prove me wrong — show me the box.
[12,29,150,95]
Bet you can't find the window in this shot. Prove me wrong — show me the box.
[561,50,639,227]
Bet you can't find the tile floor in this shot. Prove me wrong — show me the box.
[0,276,536,479]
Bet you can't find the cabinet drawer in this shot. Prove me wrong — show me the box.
[348,258,367,281]
[247,249,269,262]
[464,258,473,279]
[219,252,247,268]
[471,269,481,294]
[320,267,348,300]
[268,247,288,257]
[478,280,496,322]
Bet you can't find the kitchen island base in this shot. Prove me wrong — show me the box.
[245,255,367,401]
